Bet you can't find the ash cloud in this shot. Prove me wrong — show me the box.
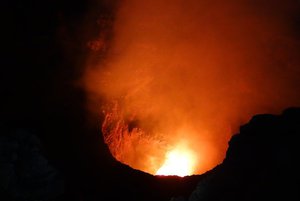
[84,0,300,174]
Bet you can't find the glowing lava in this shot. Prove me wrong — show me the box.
[84,0,300,177]
[156,144,197,177]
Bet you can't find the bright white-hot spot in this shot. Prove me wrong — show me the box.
[156,144,197,177]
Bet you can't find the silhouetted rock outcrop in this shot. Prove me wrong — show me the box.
[0,128,64,201]
[188,107,300,201]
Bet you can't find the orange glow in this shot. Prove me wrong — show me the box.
[84,0,300,176]
[156,143,197,177]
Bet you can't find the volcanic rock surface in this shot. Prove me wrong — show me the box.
[0,128,64,201]
[1,108,299,201]
[185,107,300,201]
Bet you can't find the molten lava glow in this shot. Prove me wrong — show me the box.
[156,144,196,177]
[84,0,300,176]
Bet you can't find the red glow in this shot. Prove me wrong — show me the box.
[84,0,300,176]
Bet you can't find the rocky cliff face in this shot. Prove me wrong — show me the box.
[1,107,299,201]
[0,128,64,201]
[187,108,300,201]
[2,108,299,201]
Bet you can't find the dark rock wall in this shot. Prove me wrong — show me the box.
[188,108,300,201]
[0,128,64,200]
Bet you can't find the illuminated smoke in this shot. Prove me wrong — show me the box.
[84,0,300,175]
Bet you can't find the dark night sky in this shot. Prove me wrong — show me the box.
[1,0,111,197]
[2,0,90,125]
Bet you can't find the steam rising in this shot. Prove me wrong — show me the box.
[85,0,300,175]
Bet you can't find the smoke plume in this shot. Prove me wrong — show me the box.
[84,0,300,175]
